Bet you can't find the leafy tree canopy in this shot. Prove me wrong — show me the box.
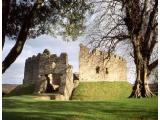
[5,0,91,40]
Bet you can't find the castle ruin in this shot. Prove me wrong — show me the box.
[79,44,127,82]
[23,44,127,100]
[23,49,77,100]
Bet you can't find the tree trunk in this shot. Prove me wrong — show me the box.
[129,36,154,98]
[129,61,154,98]
[140,62,154,97]
[2,0,11,49]
[129,64,142,98]
[2,2,38,73]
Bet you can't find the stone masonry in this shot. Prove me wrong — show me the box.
[23,44,127,100]
[23,49,74,100]
[79,44,127,82]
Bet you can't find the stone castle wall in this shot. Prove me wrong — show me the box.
[23,51,68,84]
[57,65,74,100]
[79,44,127,81]
[23,49,74,100]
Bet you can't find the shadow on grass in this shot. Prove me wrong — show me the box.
[3,97,158,120]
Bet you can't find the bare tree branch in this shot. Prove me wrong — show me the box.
[87,0,158,98]
[148,59,158,71]
[144,0,158,45]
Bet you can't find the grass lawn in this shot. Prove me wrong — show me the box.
[2,82,158,120]
[72,81,132,100]
[3,95,158,120]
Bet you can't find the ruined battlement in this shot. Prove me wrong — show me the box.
[79,44,126,62]
[23,49,69,84]
[79,44,127,82]
[26,51,68,65]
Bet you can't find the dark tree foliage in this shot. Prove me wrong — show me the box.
[6,0,90,40]
[2,0,91,73]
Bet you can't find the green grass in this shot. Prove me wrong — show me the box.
[2,82,158,120]
[8,83,35,96]
[3,95,158,120]
[72,81,132,100]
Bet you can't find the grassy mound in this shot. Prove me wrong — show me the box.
[72,81,132,100]
[8,84,35,96]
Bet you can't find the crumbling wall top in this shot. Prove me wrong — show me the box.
[80,44,126,62]
[43,49,50,56]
